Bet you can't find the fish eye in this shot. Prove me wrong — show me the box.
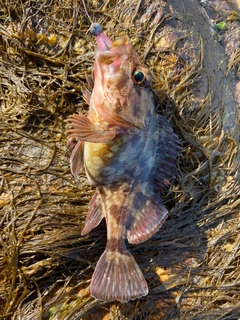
[132,67,151,87]
[134,70,144,83]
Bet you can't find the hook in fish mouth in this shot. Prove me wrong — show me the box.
[89,23,112,51]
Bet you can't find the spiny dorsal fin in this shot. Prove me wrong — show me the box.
[82,88,92,105]
[82,72,94,105]
[154,115,181,192]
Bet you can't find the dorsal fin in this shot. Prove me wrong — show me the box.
[153,115,181,193]
[126,114,181,244]
[82,73,94,105]
[82,88,92,105]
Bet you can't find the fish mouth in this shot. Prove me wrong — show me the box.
[96,35,130,70]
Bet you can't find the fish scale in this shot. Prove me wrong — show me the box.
[66,23,181,302]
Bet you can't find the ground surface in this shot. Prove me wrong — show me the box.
[0,0,239,319]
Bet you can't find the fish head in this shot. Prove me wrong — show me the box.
[92,33,153,129]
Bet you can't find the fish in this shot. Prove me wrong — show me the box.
[66,23,181,303]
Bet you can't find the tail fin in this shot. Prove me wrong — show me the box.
[90,249,148,302]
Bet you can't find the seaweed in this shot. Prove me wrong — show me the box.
[0,0,239,319]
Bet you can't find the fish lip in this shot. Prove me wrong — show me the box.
[96,35,129,53]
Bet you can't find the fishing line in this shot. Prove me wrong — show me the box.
[81,0,93,23]
[81,0,109,48]
[81,0,103,35]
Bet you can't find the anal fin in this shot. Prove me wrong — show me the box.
[90,249,148,302]
[81,190,104,235]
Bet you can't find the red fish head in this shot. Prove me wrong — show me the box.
[92,33,153,129]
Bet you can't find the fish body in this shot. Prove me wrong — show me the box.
[67,25,180,302]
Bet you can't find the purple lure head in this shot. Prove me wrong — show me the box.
[89,23,102,36]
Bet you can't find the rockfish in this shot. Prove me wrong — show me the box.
[66,23,180,303]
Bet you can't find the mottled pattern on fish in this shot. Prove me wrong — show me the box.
[66,25,181,302]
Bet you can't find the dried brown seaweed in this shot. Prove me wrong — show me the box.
[0,0,239,319]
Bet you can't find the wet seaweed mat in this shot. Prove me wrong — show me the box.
[0,0,239,319]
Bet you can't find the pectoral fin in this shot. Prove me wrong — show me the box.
[95,104,139,128]
[66,114,116,143]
